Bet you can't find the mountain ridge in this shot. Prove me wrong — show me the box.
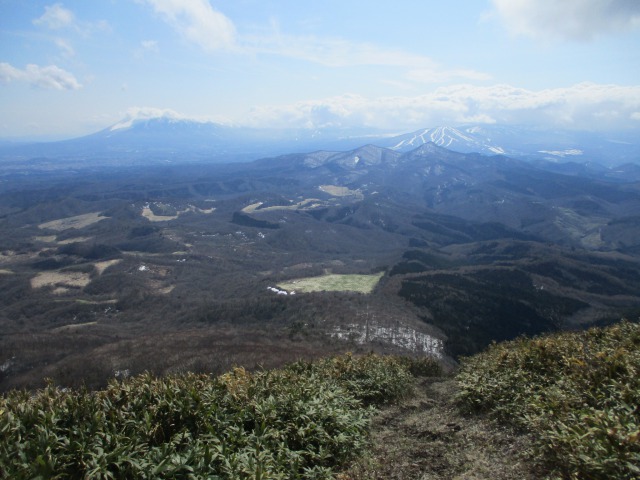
[1,113,638,168]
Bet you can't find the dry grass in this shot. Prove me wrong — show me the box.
[52,321,98,332]
[241,201,263,213]
[57,236,93,245]
[30,271,91,289]
[33,235,57,242]
[141,204,215,222]
[278,272,384,294]
[33,235,93,244]
[0,268,13,275]
[38,212,105,231]
[158,285,175,294]
[319,185,363,199]
[141,205,179,221]
[74,299,117,305]
[242,198,324,214]
[94,259,122,275]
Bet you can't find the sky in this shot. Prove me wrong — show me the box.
[1,0,640,140]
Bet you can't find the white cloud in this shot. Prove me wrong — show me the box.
[137,2,488,80]
[141,40,159,51]
[245,33,429,68]
[243,83,640,131]
[406,67,491,84]
[110,107,185,130]
[141,0,236,52]
[492,0,640,41]
[54,38,75,57]
[110,106,230,130]
[135,39,159,58]
[33,3,109,35]
[0,62,82,90]
[243,28,493,81]
[33,3,75,30]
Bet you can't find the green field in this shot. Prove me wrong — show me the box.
[278,272,384,294]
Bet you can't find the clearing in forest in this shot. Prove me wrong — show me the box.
[141,204,215,222]
[30,271,91,289]
[319,185,363,199]
[94,259,122,275]
[242,198,323,214]
[38,212,105,231]
[278,272,383,294]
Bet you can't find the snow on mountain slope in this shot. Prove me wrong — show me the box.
[388,126,506,156]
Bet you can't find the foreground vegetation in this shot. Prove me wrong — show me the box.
[3,321,639,479]
[457,320,640,479]
[0,354,440,479]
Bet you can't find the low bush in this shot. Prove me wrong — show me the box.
[0,353,419,479]
[286,353,416,406]
[457,320,640,479]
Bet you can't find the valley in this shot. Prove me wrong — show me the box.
[1,142,639,390]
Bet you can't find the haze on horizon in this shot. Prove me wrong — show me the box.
[1,0,639,141]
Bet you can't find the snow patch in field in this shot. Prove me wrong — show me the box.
[267,286,295,295]
[539,149,583,157]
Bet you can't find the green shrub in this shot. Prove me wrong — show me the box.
[457,320,640,479]
[286,353,416,406]
[0,353,418,479]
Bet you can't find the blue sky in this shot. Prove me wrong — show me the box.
[1,0,639,140]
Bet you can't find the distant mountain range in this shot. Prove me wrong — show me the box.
[2,127,640,382]
[0,112,638,168]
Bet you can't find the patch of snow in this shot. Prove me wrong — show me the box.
[330,322,443,358]
[267,286,289,295]
[538,149,583,157]
[0,357,15,372]
[138,265,148,272]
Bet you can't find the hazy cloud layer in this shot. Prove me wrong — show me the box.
[33,3,109,35]
[244,83,640,131]
[140,0,236,52]
[139,1,488,80]
[110,107,185,130]
[54,38,75,57]
[110,106,228,130]
[493,0,640,40]
[0,62,82,90]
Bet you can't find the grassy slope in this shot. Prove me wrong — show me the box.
[457,320,640,479]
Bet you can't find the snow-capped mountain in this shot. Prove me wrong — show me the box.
[377,125,639,167]
[0,112,382,166]
[0,111,637,168]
